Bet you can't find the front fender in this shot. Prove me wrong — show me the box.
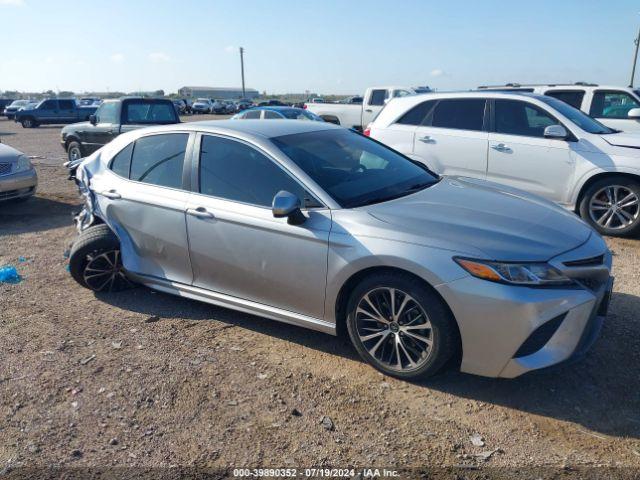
[570,165,640,207]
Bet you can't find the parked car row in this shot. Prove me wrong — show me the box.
[190,98,255,115]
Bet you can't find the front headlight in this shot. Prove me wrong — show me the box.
[454,257,572,286]
[14,155,33,173]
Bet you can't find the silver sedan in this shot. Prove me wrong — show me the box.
[0,143,37,202]
[68,121,613,379]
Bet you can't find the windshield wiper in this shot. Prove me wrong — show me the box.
[352,182,435,208]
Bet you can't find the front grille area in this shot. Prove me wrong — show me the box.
[0,163,12,176]
[575,277,605,292]
[513,313,567,358]
[563,255,604,267]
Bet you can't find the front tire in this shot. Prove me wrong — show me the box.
[346,272,458,379]
[69,224,132,292]
[21,117,36,128]
[67,141,83,162]
[579,177,640,237]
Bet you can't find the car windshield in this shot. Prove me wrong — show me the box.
[537,95,615,134]
[196,98,209,102]
[10,100,30,107]
[271,129,438,208]
[280,109,322,121]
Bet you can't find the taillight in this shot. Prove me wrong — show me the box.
[363,127,371,136]
[302,104,307,109]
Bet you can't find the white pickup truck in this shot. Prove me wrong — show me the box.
[305,86,415,130]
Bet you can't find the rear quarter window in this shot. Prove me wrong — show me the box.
[124,101,178,124]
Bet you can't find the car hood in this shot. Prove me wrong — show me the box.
[601,132,640,149]
[0,143,22,162]
[364,176,592,262]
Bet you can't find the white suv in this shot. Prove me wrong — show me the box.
[368,91,640,236]
[478,83,640,133]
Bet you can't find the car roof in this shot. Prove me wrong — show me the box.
[133,119,341,139]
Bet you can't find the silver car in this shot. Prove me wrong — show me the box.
[68,121,613,379]
[0,143,37,201]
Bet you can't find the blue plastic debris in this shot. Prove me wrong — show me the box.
[0,266,22,284]
[18,256,27,263]
[65,264,71,272]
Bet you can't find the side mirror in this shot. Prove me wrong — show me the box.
[89,114,97,125]
[627,108,640,119]
[543,124,568,139]
[272,190,305,225]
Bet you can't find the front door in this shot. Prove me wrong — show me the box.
[91,132,194,284]
[83,102,119,154]
[412,98,489,177]
[185,133,331,319]
[486,99,576,205]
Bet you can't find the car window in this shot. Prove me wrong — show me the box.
[264,110,282,119]
[59,100,75,110]
[494,100,557,137]
[432,99,486,131]
[544,90,585,109]
[124,102,178,124]
[393,89,413,98]
[272,129,438,208]
[396,100,436,126]
[369,89,388,106]
[96,102,118,124]
[109,143,134,178]
[199,135,307,208]
[590,90,640,119]
[243,110,261,119]
[41,100,57,110]
[129,133,188,189]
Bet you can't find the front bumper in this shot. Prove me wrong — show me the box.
[436,233,612,378]
[0,169,38,201]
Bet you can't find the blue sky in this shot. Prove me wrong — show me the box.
[1,0,639,95]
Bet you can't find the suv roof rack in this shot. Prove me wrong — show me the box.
[477,82,598,89]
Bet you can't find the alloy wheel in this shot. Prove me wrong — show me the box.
[82,249,131,292]
[589,185,639,230]
[354,287,434,372]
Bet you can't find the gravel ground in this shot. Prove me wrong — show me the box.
[1,116,639,479]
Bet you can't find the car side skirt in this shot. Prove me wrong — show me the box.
[126,271,337,336]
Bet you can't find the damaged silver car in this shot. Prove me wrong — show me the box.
[68,121,613,379]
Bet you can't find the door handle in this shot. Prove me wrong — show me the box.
[365,109,373,112]
[491,143,510,152]
[100,189,121,199]
[186,207,214,219]
[418,135,435,143]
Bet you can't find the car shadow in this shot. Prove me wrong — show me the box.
[98,284,640,439]
[0,196,78,236]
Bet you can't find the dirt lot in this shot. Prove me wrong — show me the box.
[1,116,640,479]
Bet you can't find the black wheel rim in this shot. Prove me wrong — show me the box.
[83,250,131,292]
[355,287,434,372]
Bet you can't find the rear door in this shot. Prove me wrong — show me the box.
[587,89,640,133]
[57,99,77,123]
[91,132,194,284]
[486,98,576,204]
[185,133,331,319]
[412,98,489,177]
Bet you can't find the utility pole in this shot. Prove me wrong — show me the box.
[239,47,246,99]
[631,24,640,87]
